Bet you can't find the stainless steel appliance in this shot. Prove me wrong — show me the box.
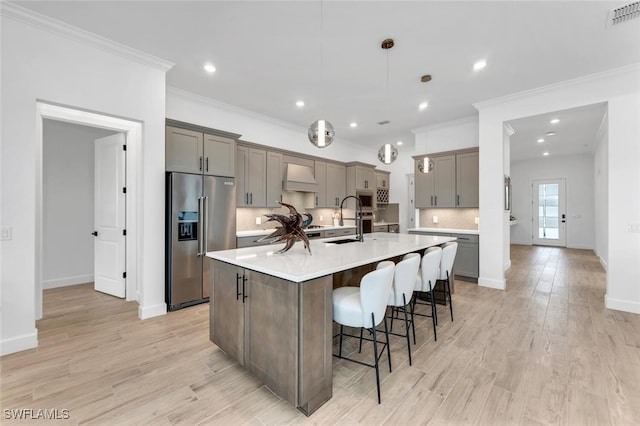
[166,172,236,311]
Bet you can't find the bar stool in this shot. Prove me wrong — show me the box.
[413,246,441,341]
[440,242,458,322]
[332,261,395,404]
[384,253,420,366]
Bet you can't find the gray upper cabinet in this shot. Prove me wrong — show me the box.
[326,162,346,208]
[347,163,376,191]
[236,145,266,207]
[166,125,235,177]
[266,151,283,208]
[203,133,235,177]
[415,154,456,208]
[166,126,203,174]
[456,151,479,208]
[314,161,327,208]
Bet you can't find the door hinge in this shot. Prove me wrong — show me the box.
[122,145,127,151]
[123,229,127,236]
[122,187,127,194]
[122,272,126,279]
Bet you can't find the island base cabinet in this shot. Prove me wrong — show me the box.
[209,259,333,416]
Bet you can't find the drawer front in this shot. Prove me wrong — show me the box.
[451,233,479,244]
[373,225,388,232]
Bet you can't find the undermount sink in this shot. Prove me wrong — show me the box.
[327,238,360,244]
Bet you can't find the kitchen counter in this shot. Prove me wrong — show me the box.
[373,221,398,226]
[210,232,454,282]
[408,227,479,235]
[236,225,356,238]
[207,232,455,416]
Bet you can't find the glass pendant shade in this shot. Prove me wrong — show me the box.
[417,157,434,173]
[308,119,335,148]
[378,143,398,164]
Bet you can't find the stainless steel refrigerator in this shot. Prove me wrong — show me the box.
[166,172,236,311]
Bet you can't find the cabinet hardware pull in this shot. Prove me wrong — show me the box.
[316,195,318,206]
[206,157,209,172]
[430,195,433,206]
[242,275,248,302]
[250,193,253,205]
[199,156,203,171]
[435,195,437,206]
[246,193,249,204]
[236,273,242,301]
[457,195,460,206]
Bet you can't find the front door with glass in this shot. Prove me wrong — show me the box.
[532,178,566,247]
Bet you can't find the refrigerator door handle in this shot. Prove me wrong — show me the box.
[197,196,204,256]
[203,195,209,254]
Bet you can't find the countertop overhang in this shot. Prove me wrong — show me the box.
[208,232,456,282]
[408,227,479,235]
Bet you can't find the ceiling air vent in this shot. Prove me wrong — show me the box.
[377,120,391,125]
[609,1,640,25]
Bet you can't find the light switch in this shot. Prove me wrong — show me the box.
[433,215,439,224]
[256,216,262,225]
[0,226,12,241]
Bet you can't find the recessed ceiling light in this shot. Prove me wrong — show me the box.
[550,118,560,124]
[350,122,358,128]
[418,102,428,110]
[543,152,550,156]
[397,141,403,146]
[545,131,556,136]
[537,138,544,143]
[473,60,487,71]
[203,63,216,73]
[296,100,305,108]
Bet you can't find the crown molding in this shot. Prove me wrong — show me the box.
[411,114,479,134]
[0,1,174,71]
[503,123,515,136]
[474,63,640,110]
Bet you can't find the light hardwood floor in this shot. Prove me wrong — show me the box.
[2,245,639,425]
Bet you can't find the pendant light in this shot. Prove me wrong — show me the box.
[417,157,434,173]
[377,38,397,164]
[308,0,334,148]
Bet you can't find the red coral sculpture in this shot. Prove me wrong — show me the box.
[255,202,313,254]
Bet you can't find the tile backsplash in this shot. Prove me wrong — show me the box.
[418,208,479,230]
[236,207,341,231]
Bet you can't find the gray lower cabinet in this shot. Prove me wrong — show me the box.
[373,225,388,232]
[210,259,333,415]
[408,231,479,281]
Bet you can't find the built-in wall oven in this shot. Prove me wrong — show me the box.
[361,212,373,233]
[355,191,374,211]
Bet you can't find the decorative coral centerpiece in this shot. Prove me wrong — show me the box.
[255,202,313,254]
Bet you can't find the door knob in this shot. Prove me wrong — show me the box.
[91,231,98,236]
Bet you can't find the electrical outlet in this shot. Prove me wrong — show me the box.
[474,217,479,225]
[0,226,12,241]
[319,215,323,221]
[433,215,439,224]
[255,217,262,225]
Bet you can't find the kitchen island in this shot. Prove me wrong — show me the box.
[206,232,455,415]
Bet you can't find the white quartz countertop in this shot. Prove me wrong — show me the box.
[208,232,456,282]
[408,227,479,235]
[237,225,356,238]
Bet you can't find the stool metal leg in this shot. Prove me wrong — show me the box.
[338,324,344,357]
[370,313,381,404]
[446,272,453,321]
[383,314,392,373]
[402,293,412,366]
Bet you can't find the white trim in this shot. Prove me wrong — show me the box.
[0,330,38,356]
[599,256,608,272]
[566,243,595,250]
[474,63,640,110]
[43,275,94,290]
[412,115,478,134]
[510,239,532,246]
[36,101,141,320]
[605,295,640,314]
[0,2,173,71]
[139,303,168,320]
[478,276,506,290]
[503,260,511,272]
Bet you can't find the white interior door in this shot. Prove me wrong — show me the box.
[532,178,566,247]
[94,133,126,297]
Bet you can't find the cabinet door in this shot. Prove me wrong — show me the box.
[210,260,245,364]
[456,151,479,208]
[373,225,388,232]
[434,155,456,207]
[266,151,283,207]
[166,126,203,174]
[314,161,327,207]
[415,159,436,208]
[376,172,389,189]
[355,166,376,190]
[236,146,248,206]
[453,242,479,278]
[326,163,345,208]
[243,271,298,404]
[247,148,267,206]
[203,134,235,177]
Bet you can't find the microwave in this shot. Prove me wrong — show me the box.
[356,192,374,210]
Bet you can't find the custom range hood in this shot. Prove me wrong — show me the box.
[282,163,319,192]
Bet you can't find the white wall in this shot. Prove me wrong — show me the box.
[510,153,595,249]
[413,116,479,154]
[1,5,170,355]
[43,120,117,288]
[475,64,640,312]
[594,114,609,269]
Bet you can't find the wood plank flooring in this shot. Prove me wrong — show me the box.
[2,245,639,425]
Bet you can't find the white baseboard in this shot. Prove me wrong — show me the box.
[478,276,506,290]
[504,260,512,272]
[510,240,531,246]
[138,303,167,320]
[599,256,608,272]
[1,330,38,356]
[567,243,595,250]
[605,295,640,314]
[43,274,93,289]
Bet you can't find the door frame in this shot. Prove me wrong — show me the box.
[36,101,141,320]
[531,178,567,247]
